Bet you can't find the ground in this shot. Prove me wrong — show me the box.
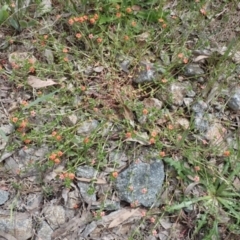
[0,0,240,239]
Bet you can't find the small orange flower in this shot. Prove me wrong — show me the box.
[20,120,28,128]
[141,210,146,217]
[112,171,118,178]
[183,57,188,64]
[116,4,120,10]
[116,12,121,18]
[125,132,132,138]
[54,158,60,164]
[158,18,164,23]
[29,66,35,73]
[124,35,129,41]
[159,151,166,157]
[43,35,48,40]
[62,48,68,53]
[76,33,82,39]
[12,117,18,123]
[97,37,102,43]
[142,109,148,115]
[89,18,96,24]
[100,211,105,217]
[28,58,35,64]
[152,230,157,236]
[150,217,156,223]
[131,21,137,27]
[73,204,79,209]
[68,18,74,25]
[162,23,167,28]
[55,135,62,141]
[83,15,88,20]
[63,57,68,62]
[51,131,57,136]
[49,153,57,160]
[194,175,200,182]
[223,150,230,157]
[177,53,184,59]
[194,166,201,171]
[149,138,155,144]
[89,34,94,39]
[24,139,31,144]
[37,91,42,95]
[59,173,65,180]
[126,7,132,13]
[200,8,207,16]
[21,100,28,106]
[68,173,75,179]
[57,151,63,157]
[151,131,157,137]
[84,137,89,144]
[167,124,174,130]
[141,188,147,194]
[161,78,167,83]
[93,14,99,20]
[81,85,86,91]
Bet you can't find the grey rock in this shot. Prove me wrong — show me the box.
[36,220,53,240]
[143,98,163,110]
[77,120,99,135]
[174,118,190,130]
[192,100,208,113]
[63,114,78,126]
[109,151,128,169]
[43,205,66,230]
[183,98,193,107]
[120,59,131,73]
[0,210,32,240]
[205,122,227,145]
[194,114,209,132]
[0,190,9,205]
[76,165,97,178]
[184,64,204,77]
[115,160,164,207]
[76,166,98,204]
[0,124,14,135]
[133,69,156,84]
[228,88,240,111]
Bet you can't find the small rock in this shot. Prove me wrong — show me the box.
[143,98,163,110]
[120,59,131,73]
[205,122,227,145]
[36,220,53,240]
[115,159,164,207]
[0,211,32,240]
[0,190,9,205]
[184,64,204,77]
[192,100,208,113]
[76,165,97,178]
[227,88,240,111]
[63,114,78,126]
[194,114,209,132]
[183,98,193,107]
[174,118,190,130]
[77,120,99,135]
[43,205,66,230]
[0,124,14,135]
[133,63,157,84]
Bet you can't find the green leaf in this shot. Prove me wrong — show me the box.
[0,5,9,24]
[0,129,8,141]
[8,17,20,30]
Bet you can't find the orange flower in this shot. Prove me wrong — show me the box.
[125,132,132,138]
[161,78,167,83]
[62,48,68,53]
[131,21,137,27]
[126,7,132,13]
[194,166,201,171]
[83,15,88,20]
[124,35,129,41]
[151,131,157,137]
[162,23,167,28]
[142,109,148,115]
[158,18,164,23]
[150,217,155,223]
[116,4,120,10]
[28,58,35,64]
[112,171,118,178]
[167,124,174,130]
[76,33,82,39]
[29,66,35,73]
[149,138,155,144]
[152,230,157,237]
[24,139,31,144]
[55,135,62,141]
[51,131,57,136]
[67,173,75,180]
[159,151,166,157]
[223,150,230,157]
[200,8,207,16]
[141,188,147,194]
[63,57,68,62]
[12,117,18,123]
[21,100,28,106]
[116,12,121,18]
[68,18,74,25]
[93,14,99,20]
[177,53,184,59]
[183,57,188,64]
[54,158,60,164]
[57,151,63,157]
[20,120,28,128]
[97,38,102,43]
[89,34,94,39]
[49,153,57,160]
[194,175,200,182]
[89,18,95,24]
[84,137,89,144]
[81,85,86,91]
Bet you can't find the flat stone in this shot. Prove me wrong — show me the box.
[0,210,32,240]
[77,120,99,136]
[115,160,164,207]
[43,205,66,230]
[228,88,240,111]
[36,220,53,240]
[0,190,9,205]
[184,64,204,77]
[143,98,163,110]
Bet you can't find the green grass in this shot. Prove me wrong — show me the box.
[1,0,240,239]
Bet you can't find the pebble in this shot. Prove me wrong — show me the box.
[227,88,240,111]
[184,63,204,77]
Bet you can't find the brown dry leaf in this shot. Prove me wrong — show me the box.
[136,32,149,43]
[27,75,58,89]
[108,208,142,229]
[75,177,107,185]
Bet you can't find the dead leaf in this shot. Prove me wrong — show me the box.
[108,208,141,228]
[93,66,104,73]
[27,75,58,89]
[193,55,209,62]
[75,177,107,185]
[136,32,149,43]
